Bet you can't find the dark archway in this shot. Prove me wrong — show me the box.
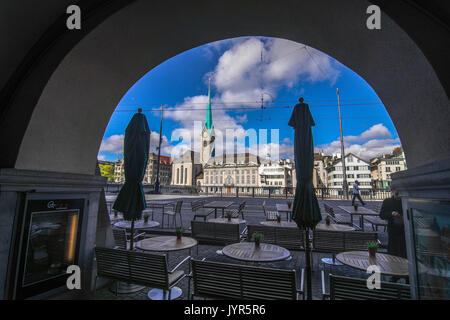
[0,0,449,175]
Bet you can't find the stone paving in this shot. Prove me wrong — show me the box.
[82,196,394,300]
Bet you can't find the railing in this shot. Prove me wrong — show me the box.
[105,183,392,200]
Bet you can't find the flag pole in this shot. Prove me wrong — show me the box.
[337,88,349,199]
[154,104,164,194]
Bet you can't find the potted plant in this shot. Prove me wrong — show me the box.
[143,213,150,224]
[252,232,263,248]
[276,214,281,223]
[368,241,378,257]
[325,215,331,226]
[226,211,233,222]
[287,200,292,209]
[354,203,359,211]
[176,228,184,241]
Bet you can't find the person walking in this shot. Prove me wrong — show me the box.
[351,180,365,206]
[379,190,407,258]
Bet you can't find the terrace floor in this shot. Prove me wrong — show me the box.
[56,196,400,300]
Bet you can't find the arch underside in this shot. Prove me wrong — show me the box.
[9,0,450,175]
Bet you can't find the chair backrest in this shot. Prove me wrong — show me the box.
[95,247,169,289]
[313,230,378,253]
[191,259,298,300]
[95,246,130,282]
[238,201,246,213]
[247,225,305,251]
[191,200,204,212]
[313,230,346,253]
[191,220,240,244]
[344,231,378,251]
[324,203,334,216]
[127,249,169,289]
[330,274,410,300]
[174,200,183,213]
[112,228,128,249]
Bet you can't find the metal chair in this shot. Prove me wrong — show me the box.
[94,247,190,299]
[190,259,304,300]
[191,200,215,221]
[112,227,145,250]
[164,200,183,228]
[321,271,410,300]
[226,201,246,219]
[262,201,278,221]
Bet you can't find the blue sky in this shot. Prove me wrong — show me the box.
[98,37,401,162]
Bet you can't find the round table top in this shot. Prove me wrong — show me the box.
[316,223,355,231]
[109,214,122,221]
[209,218,246,224]
[136,236,198,252]
[276,203,293,212]
[260,221,297,228]
[114,220,160,229]
[222,242,291,262]
[336,251,409,277]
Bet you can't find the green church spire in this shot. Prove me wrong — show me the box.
[204,77,213,131]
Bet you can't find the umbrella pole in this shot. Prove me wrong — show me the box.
[129,220,135,251]
[305,228,312,300]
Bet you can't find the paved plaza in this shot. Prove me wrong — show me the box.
[52,196,394,300]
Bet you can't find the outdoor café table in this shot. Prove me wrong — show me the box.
[338,206,379,231]
[276,203,293,221]
[146,200,175,228]
[336,251,409,278]
[260,221,297,228]
[109,213,122,223]
[106,198,115,214]
[203,201,234,218]
[316,223,355,231]
[209,217,246,224]
[222,242,291,263]
[135,236,198,300]
[113,220,160,230]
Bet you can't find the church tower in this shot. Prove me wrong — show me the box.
[201,78,215,165]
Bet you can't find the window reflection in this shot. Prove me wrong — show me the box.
[23,210,79,286]
[412,208,450,299]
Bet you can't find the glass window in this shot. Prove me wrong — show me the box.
[410,203,450,299]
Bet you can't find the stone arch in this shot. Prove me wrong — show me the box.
[3,0,449,175]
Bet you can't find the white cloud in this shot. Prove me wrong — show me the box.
[164,37,340,156]
[97,154,106,161]
[99,134,124,154]
[316,124,401,160]
[210,37,340,108]
[99,131,172,157]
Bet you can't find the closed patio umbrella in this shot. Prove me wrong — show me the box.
[288,98,322,300]
[113,109,150,251]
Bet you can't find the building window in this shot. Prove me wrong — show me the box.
[180,165,184,184]
[176,168,179,184]
[185,168,188,184]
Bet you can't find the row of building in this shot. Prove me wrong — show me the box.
[102,82,406,193]
[104,145,406,195]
